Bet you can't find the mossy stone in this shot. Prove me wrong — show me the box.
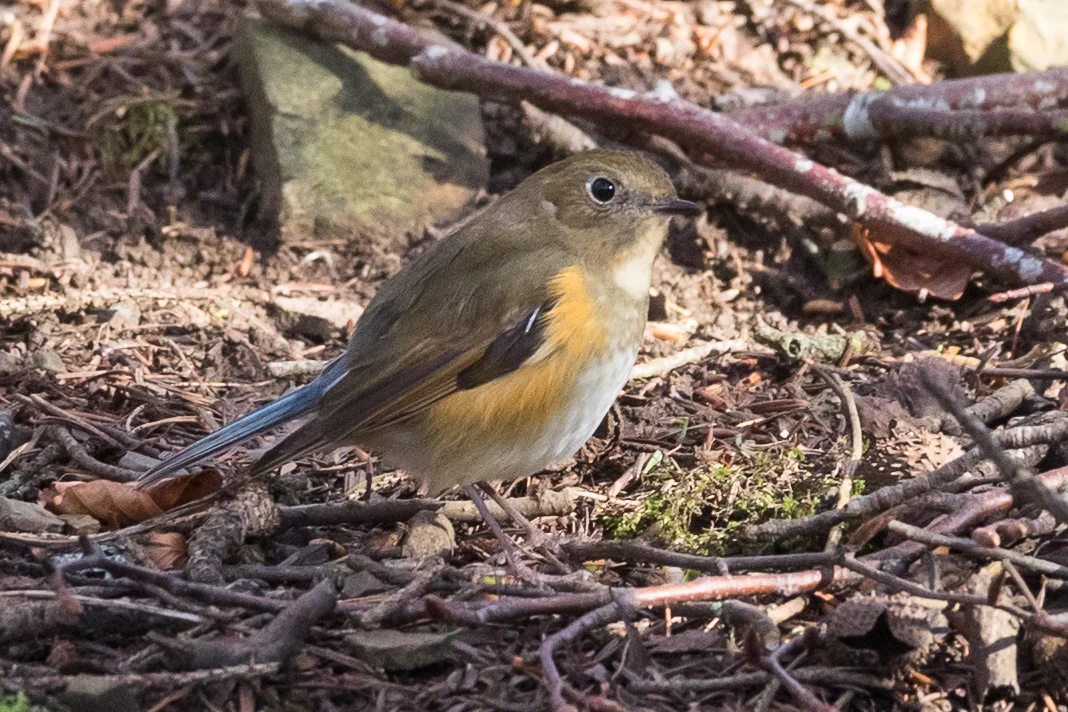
[235,12,487,246]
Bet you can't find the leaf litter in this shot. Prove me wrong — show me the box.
[0,0,1067,710]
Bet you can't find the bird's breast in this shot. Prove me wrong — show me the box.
[420,265,644,474]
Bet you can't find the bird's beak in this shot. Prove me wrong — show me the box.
[650,197,702,217]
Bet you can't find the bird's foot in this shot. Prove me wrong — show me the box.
[462,484,576,587]
[477,482,570,575]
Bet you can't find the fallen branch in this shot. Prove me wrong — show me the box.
[46,425,141,483]
[59,547,288,613]
[562,540,835,574]
[971,511,1057,548]
[627,667,890,695]
[868,464,1068,568]
[976,203,1068,246]
[920,374,1068,524]
[279,489,580,529]
[728,68,1068,144]
[9,662,282,694]
[428,566,851,627]
[148,581,335,670]
[887,520,1068,579]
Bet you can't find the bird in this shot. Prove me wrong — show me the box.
[138,149,699,565]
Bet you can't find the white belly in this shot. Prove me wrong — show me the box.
[523,346,637,469]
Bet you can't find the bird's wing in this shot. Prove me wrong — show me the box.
[249,235,573,473]
[325,300,556,435]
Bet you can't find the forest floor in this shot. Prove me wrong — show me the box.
[1,0,1067,710]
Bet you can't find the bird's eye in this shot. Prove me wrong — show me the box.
[587,176,616,204]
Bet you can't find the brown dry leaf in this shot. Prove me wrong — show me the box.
[851,224,971,300]
[235,245,255,277]
[141,532,188,569]
[50,480,164,528]
[47,471,221,529]
[145,469,222,510]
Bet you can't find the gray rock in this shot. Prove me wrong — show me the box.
[919,0,1068,73]
[234,12,487,246]
[62,675,140,712]
[101,299,142,330]
[29,349,65,373]
[921,0,1015,73]
[269,296,364,341]
[0,350,22,374]
[341,570,392,598]
[345,629,454,671]
[1009,0,1068,71]
[401,509,455,559]
[0,497,66,533]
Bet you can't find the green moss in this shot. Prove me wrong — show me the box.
[0,694,46,712]
[89,94,183,174]
[601,445,837,555]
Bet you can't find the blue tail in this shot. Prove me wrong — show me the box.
[137,360,341,487]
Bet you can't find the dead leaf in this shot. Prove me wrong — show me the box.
[145,470,222,510]
[235,245,255,278]
[49,480,164,528]
[851,223,971,300]
[46,471,221,529]
[854,395,914,439]
[826,592,948,670]
[141,532,188,569]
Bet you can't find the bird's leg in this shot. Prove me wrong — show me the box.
[461,484,546,585]
[478,482,569,574]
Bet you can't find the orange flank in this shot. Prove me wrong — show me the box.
[427,266,608,445]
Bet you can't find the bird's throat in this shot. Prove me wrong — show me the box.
[610,226,664,299]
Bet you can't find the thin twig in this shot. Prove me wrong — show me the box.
[764,635,836,712]
[920,374,1068,524]
[540,600,625,710]
[8,663,281,691]
[886,520,1068,579]
[976,203,1068,245]
[431,0,545,70]
[627,667,890,694]
[0,589,206,624]
[358,558,443,627]
[629,339,748,380]
[811,365,862,551]
[47,425,141,482]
